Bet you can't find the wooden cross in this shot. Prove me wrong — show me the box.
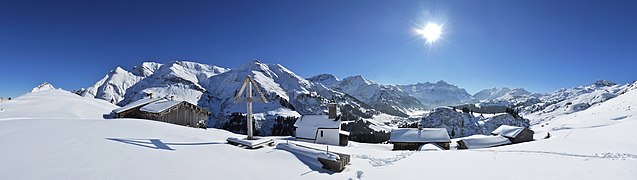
[234,76,268,140]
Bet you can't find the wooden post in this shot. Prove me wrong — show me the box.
[247,81,254,140]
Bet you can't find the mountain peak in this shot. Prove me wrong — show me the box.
[593,80,616,87]
[307,74,339,87]
[31,82,55,93]
[112,66,129,74]
[238,59,268,71]
[342,75,375,85]
[132,62,163,77]
[436,80,449,85]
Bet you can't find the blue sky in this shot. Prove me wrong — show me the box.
[1,0,636,97]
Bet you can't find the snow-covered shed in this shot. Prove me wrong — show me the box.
[113,97,210,128]
[389,128,451,150]
[293,103,348,146]
[457,135,511,149]
[491,125,535,143]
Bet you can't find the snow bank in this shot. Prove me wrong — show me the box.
[0,89,118,120]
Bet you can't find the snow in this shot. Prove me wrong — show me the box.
[0,89,118,120]
[1,87,637,179]
[112,97,164,113]
[139,100,182,113]
[293,115,340,140]
[31,82,55,93]
[388,128,451,143]
[418,143,443,151]
[459,135,511,149]
[491,125,525,138]
[226,137,273,147]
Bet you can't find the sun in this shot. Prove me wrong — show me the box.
[416,23,443,43]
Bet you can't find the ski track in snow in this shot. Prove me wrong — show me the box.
[476,150,637,161]
[355,152,415,167]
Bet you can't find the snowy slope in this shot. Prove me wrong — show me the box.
[397,81,474,109]
[0,88,118,120]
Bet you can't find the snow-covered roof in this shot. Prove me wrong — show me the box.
[491,125,525,138]
[112,98,164,113]
[294,115,340,140]
[339,130,350,136]
[460,135,511,149]
[389,128,451,143]
[139,100,182,113]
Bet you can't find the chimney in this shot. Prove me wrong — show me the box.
[147,92,154,99]
[170,95,175,101]
[328,103,338,119]
[418,123,423,130]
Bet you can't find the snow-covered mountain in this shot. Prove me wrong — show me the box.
[79,67,144,104]
[523,80,628,125]
[473,87,534,101]
[31,82,55,93]
[397,81,474,109]
[307,74,340,87]
[77,60,633,140]
[79,60,392,136]
[324,75,425,117]
[473,87,543,108]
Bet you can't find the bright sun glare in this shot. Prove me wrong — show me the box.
[416,23,443,43]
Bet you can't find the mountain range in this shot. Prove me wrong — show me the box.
[76,60,634,137]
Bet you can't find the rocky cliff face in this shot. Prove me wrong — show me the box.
[421,107,530,138]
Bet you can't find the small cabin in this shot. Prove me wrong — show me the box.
[389,128,451,150]
[112,97,210,128]
[457,135,511,149]
[491,125,535,143]
[293,103,349,146]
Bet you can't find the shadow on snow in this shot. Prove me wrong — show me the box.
[106,138,226,151]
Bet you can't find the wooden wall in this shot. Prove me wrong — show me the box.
[116,102,209,128]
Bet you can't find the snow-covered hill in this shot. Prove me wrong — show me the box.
[397,81,474,109]
[1,86,118,120]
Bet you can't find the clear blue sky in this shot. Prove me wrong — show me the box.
[1,0,636,97]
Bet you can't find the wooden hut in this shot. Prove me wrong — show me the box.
[389,128,451,150]
[113,97,210,128]
[491,125,535,143]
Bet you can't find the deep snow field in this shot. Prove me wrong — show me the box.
[1,88,636,179]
